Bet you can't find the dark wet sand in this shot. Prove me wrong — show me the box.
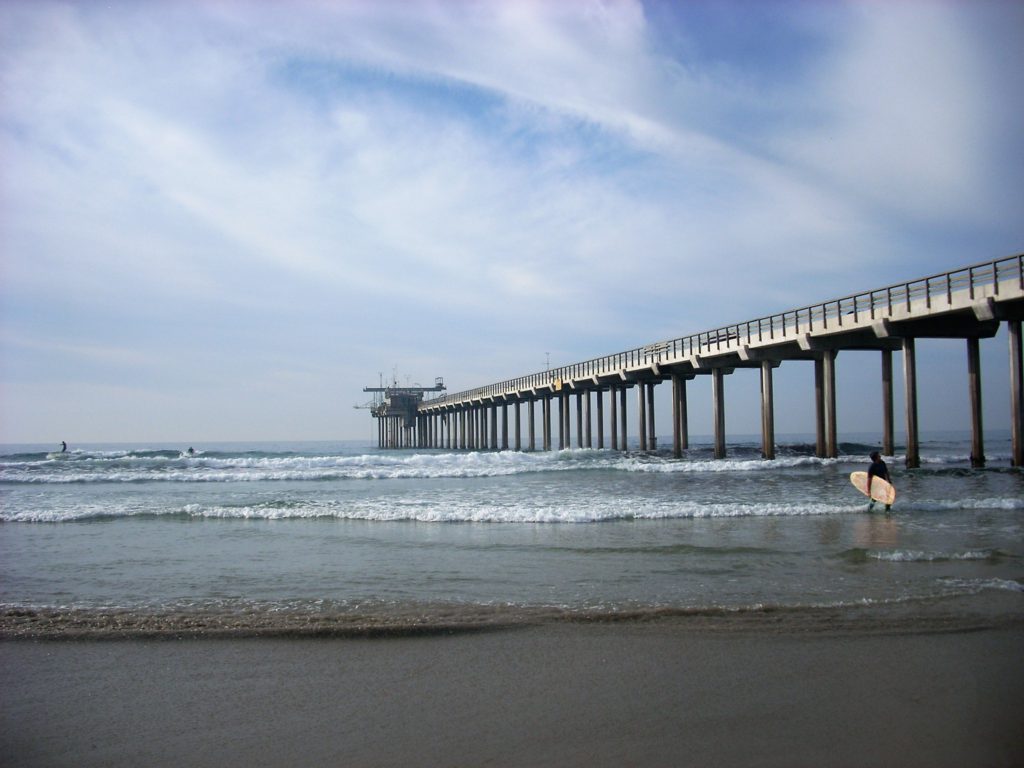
[2,623,1022,768]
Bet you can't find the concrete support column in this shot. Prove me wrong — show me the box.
[513,402,520,451]
[1010,320,1024,467]
[584,391,592,448]
[881,350,894,456]
[647,382,657,450]
[760,360,776,460]
[814,358,826,459]
[967,337,985,468]
[528,400,536,452]
[561,393,569,448]
[903,338,920,469]
[712,369,726,459]
[823,351,838,459]
[575,393,583,449]
[671,375,682,459]
[543,396,552,452]
[619,386,628,451]
[678,375,689,453]
[596,390,604,449]
[563,391,571,449]
[609,385,618,451]
[638,383,648,451]
[490,404,498,450]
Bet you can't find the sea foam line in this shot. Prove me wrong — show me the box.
[2,498,866,523]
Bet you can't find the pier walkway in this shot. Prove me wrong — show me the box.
[373,255,1024,467]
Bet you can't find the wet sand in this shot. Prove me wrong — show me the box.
[2,622,1022,768]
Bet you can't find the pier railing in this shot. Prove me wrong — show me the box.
[424,254,1023,407]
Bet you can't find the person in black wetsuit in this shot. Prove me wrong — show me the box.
[866,451,891,511]
[60,441,67,453]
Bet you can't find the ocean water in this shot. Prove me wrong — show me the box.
[1,433,1021,638]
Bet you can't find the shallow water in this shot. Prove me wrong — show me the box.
[2,434,1021,637]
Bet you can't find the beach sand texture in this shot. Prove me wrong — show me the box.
[3,621,1022,768]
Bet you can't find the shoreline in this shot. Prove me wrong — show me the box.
[3,620,1022,767]
[3,590,1023,641]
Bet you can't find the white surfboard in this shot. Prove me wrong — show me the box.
[849,471,896,505]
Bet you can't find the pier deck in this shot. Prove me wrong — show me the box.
[374,255,1024,467]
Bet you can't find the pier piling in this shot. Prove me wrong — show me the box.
[392,256,1023,467]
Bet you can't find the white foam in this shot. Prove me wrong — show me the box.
[938,577,1024,593]
[869,549,1000,563]
[899,498,1024,512]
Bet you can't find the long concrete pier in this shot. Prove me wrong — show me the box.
[372,255,1024,468]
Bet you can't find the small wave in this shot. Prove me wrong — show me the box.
[868,549,1009,563]
[897,498,1024,513]
[0,448,838,484]
[839,547,1014,564]
[2,497,867,523]
[4,592,1021,640]
[937,577,1024,594]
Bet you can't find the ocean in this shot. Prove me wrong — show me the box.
[2,433,1022,638]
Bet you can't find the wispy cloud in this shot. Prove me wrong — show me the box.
[1,0,1021,441]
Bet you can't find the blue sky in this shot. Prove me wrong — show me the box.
[1,0,1022,445]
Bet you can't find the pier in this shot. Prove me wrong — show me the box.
[369,255,1024,467]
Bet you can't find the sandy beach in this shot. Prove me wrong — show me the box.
[3,619,1022,768]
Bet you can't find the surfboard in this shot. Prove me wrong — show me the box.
[849,471,896,505]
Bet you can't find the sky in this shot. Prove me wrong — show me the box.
[1,0,1022,445]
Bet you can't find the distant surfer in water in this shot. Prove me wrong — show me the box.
[866,451,891,512]
[60,441,67,453]
[187,447,195,456]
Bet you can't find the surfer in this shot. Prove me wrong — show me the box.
[60,441,67,453]
[187,447,195,457]
[866,451,891,511]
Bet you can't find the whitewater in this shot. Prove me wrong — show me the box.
[1,434,1021,637]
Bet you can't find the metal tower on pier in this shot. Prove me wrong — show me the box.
[360,376,446,448]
